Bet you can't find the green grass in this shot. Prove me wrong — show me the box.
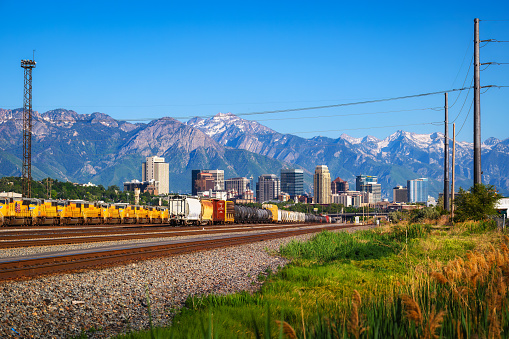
[115,221,506,338]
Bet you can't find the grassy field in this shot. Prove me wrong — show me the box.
[116,220,507,338]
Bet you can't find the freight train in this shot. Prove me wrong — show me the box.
[0,195,332,227]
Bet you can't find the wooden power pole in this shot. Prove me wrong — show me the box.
[473,18,482,185]
[444,93,450,211]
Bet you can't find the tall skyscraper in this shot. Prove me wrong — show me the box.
[256,174,280,202]
[356,174,381,203]
[331,177,349,194]
[314,165,331,204]
[407,178,429,203]
[280,169,304,197]
[142,156,169,195]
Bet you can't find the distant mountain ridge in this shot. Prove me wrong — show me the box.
[1,108,508,197]
[0,108,294,193]
[188,112,509,197]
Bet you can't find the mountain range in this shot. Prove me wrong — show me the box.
[1,108,508,198]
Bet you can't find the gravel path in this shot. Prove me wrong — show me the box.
[0,225,371,338]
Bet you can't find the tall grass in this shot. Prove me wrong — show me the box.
[280,224,431,263]
[116,222,508,338]
[295,227,509,338]
[452,219,498,234]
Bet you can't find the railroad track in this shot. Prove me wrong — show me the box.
[0,223,311,249]
[0,224,360,281]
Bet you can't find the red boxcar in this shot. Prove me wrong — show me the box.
[212,199,226,224]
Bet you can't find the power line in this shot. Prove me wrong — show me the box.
[481,87,491,94]
[289,121,443,135]
[1,97,384,109]
[456,100,474,137]
[1,87,476,123]
[449,55,474,109]
[483,85,509,88]
[450,42,473,88]
[451,79,473,123]
[0,106,451,124]
[481,39,509,43]
[232,87,474,117]
[250,107,442,122]
[482,62,509,65]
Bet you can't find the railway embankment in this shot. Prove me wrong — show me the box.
[0,225,371,338]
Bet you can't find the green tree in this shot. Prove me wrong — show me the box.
[454,183,500,222]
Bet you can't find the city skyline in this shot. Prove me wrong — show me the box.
[1,1,508,143]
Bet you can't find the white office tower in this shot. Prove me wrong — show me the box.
[142,156,170,195]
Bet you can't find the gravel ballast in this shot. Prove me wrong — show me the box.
[0,225,370,338]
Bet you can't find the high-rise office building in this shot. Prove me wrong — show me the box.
[191,169,201,195]
[331,177,349,194]
[356,174,381,204]
[407,178,429,203]
[225,177,251,197]
[314,165,331,204]
[393,185,408,203]
[256,174,280,202]
[191,169,225,194]
[142,156,169,195]
[202,170,224,191]
[280,169,304,197]
[195,172,215,192]
[356,175,377,190]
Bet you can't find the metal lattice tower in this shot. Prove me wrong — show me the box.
[21,59,36,198]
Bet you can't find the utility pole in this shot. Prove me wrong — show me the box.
[21,58,36,198]
[473,18,482,185]
[444,93,450,211]
[451,123,456,222]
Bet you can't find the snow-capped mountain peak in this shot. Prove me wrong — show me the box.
[187,112,276,139]
[339,133,362,145]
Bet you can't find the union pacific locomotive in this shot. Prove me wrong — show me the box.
[0,195,331,227]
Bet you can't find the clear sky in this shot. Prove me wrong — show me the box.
[1,0,508,143]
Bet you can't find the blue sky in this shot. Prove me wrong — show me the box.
[1,0,508,142]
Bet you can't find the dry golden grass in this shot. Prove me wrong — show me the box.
[347,302,360,339]
[347,290,367,339]
[418,232,509,337]
[422,305,446,339]
[400,294,422,325]
[275,320,297,339]
[429,271,448,284]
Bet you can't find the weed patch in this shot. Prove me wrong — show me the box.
[116,223,509,338]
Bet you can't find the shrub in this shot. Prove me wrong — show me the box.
[454,183,500,222]
[410,207,440,223]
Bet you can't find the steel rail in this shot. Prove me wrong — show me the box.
[0,223,235,236]
[0,224,315,249]
[0,222,286,237]
[0,224,358,281]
